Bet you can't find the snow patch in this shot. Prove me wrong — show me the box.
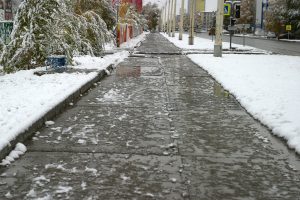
[0,143,27,166]
[45,121,55,126]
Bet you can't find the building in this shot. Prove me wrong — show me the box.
[120,0,143,13]
[0,0,22,21]
[255,0,269,31]
[187,0,205,14]
[0,0,22,44]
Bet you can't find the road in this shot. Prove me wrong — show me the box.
[196,32,300,56]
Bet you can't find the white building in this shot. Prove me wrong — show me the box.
[255,0,269,31]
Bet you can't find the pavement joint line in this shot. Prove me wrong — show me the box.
[0,64,115,161]
[75,104,150,109]
[26,149,181,157]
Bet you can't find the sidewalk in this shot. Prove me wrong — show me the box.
[0,33,300,199]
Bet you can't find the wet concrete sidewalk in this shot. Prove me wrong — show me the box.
[1,33,300,199]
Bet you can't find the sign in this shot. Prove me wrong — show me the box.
[236,24,250,29]
[0,21,13,44]
[224,3,231,16]
[4,0,13,20]
[286,25,292,31]
[228,25,237,31]
[0,1,4,10]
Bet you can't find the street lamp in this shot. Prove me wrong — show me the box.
[179,0,184,40]
[172,0,176,37]
[168,0,172,36]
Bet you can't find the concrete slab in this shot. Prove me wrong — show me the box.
[0,152,187,199]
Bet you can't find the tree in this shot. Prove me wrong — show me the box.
[0,0,114,73]
[0,0,63,72]
[265,0,300,35]
[73,0,116,30]
[142,3,160,31]
[239,0,255,25]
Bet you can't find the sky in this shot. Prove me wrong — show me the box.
[142,0,218,12]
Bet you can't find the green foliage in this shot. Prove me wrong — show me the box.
[74,0,116,30]
[266,0,300,34]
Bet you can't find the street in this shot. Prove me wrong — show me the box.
[1,33,299,199]
[196,32,300,56]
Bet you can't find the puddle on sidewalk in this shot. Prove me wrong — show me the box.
[116,66,141,77]
[214,82,230,98]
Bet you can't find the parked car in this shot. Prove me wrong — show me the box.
[266,32,276,39]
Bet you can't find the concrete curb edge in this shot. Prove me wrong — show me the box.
[0,64,115,162]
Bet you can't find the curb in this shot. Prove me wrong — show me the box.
[0,64,115,162]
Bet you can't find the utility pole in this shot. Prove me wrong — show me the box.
[189,0,195,45]
[214,0,224,57]
[168,0,172,36]
[179,0,184,40]
[172,0,176,37]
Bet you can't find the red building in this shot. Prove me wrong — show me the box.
[113,0,142,13]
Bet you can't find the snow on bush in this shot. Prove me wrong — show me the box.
[0,0,114,73]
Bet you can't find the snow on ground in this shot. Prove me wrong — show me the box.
[120,32,148,49]
[0,143,27,166]
[0,33,147,154]
[188,54,300,153]
[280,39,300,43]
[162,32,258,51]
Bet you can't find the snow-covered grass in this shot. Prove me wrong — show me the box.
[120,32,148,49]
[0,33,146,154]
[163,32,300,153]
[162,32,258,51]
[280,39,300,43]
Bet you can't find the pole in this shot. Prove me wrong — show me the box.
[170,0,174,36]
[172,0,176,37]
[179,0,184,40]
[116,0,120,47]
[164,2,167,33]
[168,0,172,36]
[214,0,224,57]
[189,0,195,45]
[243,25,246,46]
[230,17,233,49]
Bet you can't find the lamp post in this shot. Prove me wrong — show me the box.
[189,0,195,45]
[179,0,184,40]
[168,0,172,36]
[214,0,224,57]
[170,0,174,36]
[172,0,176,37]
[164,2,167,32]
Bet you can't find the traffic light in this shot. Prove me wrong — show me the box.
[235,4,240,18]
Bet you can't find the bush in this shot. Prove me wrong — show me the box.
[0,0,113,73]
